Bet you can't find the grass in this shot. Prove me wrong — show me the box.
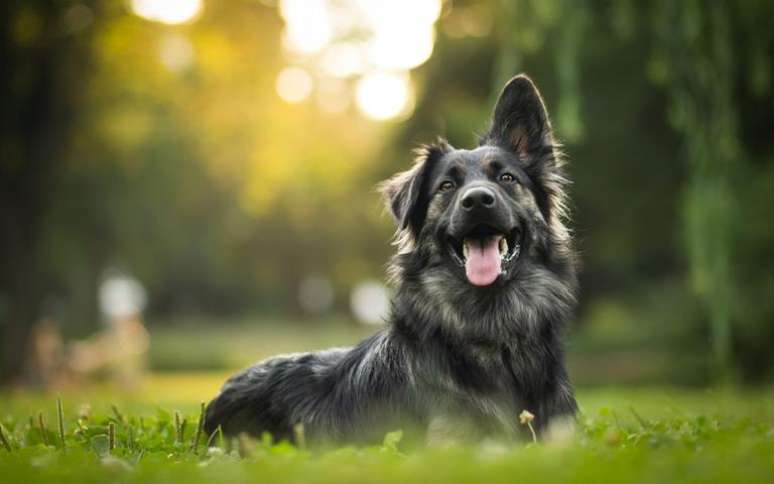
[1,380,774,483]
[145,315,709,385]
[4,316,770,482]
[147,317,376,371]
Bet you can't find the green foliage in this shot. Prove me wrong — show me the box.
[650,0,740,382]
[1,390,773,483]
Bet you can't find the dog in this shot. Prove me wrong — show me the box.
[204,74,578,444]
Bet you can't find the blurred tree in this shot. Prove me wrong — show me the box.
[652,0,739,382]
[32,2,394,325]
[0,0,98,383]
[484,0,774,382]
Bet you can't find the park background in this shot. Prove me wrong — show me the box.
[1,0,774,410]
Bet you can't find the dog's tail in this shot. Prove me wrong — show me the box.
[203,353,322,440]
[204,349,353,441]
[203,369,269,438]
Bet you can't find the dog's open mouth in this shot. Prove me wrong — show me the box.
[447,224,521,286]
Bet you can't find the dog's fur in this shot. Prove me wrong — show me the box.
[204,75,578,444]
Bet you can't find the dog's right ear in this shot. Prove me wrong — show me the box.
[379,141,449,241]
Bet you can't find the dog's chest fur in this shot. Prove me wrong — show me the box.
[393,311,561,438]
[411,341,528,438]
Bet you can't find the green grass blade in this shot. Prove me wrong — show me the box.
[191,402,205,454]
[57,397,66,451]
[38,412,49,446]
[111,404,125,424]
[0,423,12,452]
[108,422,116,453]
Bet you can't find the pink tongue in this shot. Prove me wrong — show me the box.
[464,236,503,286]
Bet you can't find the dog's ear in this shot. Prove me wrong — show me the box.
[484,74,555,161]
[379,141,448,240]
[483,74,567,222]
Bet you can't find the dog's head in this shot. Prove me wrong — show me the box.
[381,75,571,289]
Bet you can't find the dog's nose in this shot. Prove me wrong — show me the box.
[460,186,496,211]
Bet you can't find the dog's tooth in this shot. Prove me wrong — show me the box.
[499,238,508,257]
[463,241,470,260]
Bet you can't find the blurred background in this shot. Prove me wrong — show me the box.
[1,0,773,398]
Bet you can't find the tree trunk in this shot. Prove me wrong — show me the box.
[0,1,94,383]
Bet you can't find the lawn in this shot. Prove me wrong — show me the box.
[1,376,773,483]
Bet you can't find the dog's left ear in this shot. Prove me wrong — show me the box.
[379,142,448,241]
[483,74,567,221]
[484,74,555,161]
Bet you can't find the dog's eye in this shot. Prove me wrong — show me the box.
[500,173,515,183]
[438,181,455,192]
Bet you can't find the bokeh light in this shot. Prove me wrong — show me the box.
[276,0,441,121]
[350,280,390,325]
[130,0,203,25]
[275,67,314,103]
[355,72,413,121]
[279,0,332,55]
[319,42,366,78]
[99,271,147,321]
[367,27,436,71]
[359,0,440,70]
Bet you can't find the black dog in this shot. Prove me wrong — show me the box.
[204,75,578,444]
